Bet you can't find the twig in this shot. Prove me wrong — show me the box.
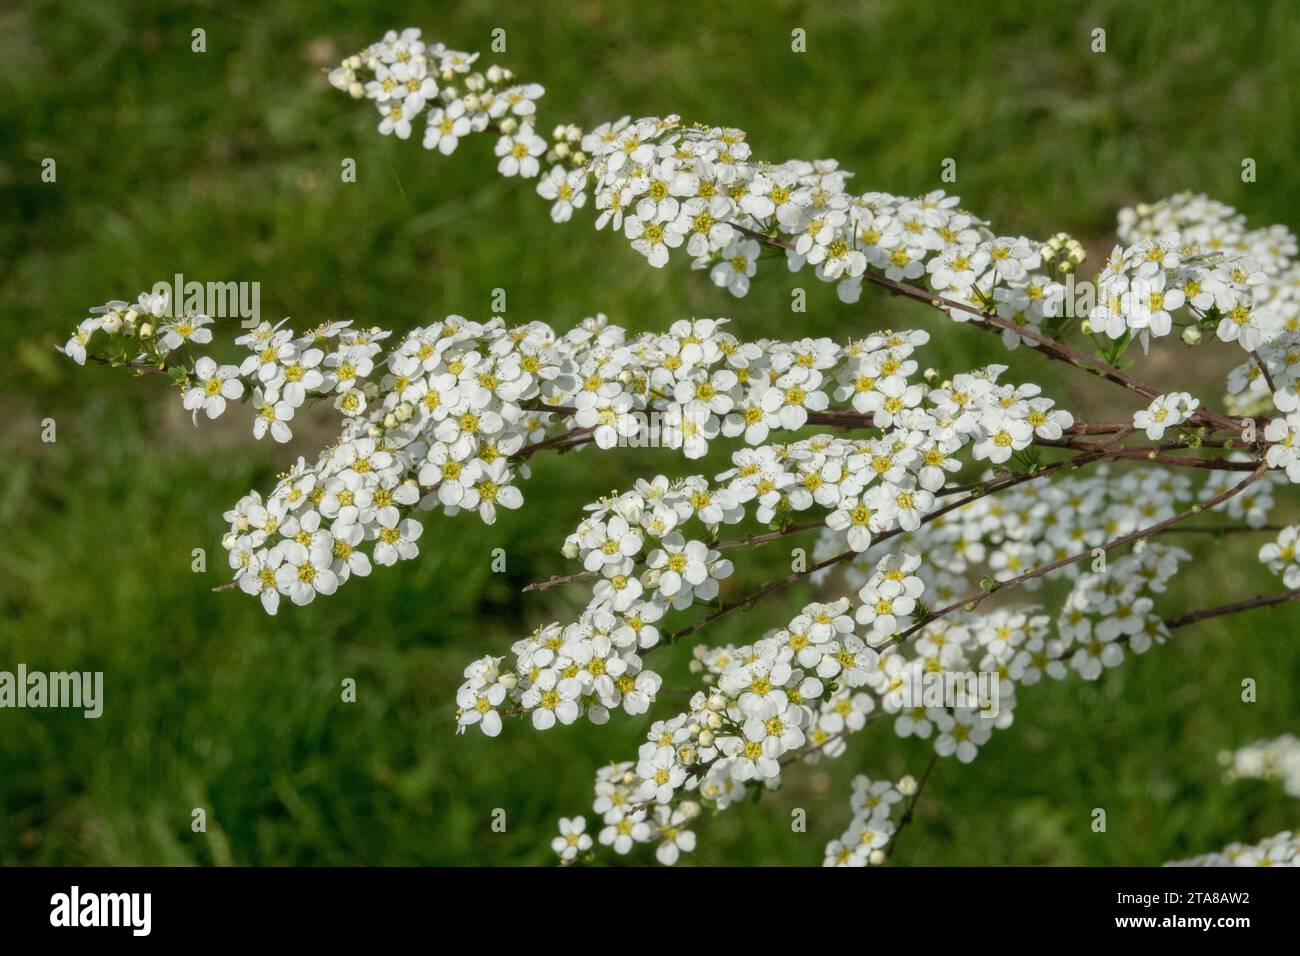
[1252,350,1278,394]
[1165,587,1300,630]
[885,752,939,860]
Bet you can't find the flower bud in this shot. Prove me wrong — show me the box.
[1182,326,1202,345]
[868,849,886,865]
[139,322,154,337]
[697,729,714,748]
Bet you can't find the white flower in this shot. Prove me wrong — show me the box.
[274,541,338,606]
[625,214,683,268]
[183,357,244,421]
[537,166,588,222]
[1132,392,1199,441]
[972,415,1032,463]
[551,816,593,861]
[238,547,286,615]
[372,514,423,566]
[645,534,730,609]
[1216,298,1278,352]
[933,707,992,763]
[159,314,214,353]
[523,670,582,730]
[252,388,295,443]
[462,459,524,523]
[710,238,759,296]
[456,680,506,737]
[423,99,471,153]
[581,515,644,571]
[377,99,417,140]
[495,122,545,178]
[279,347,325,407]
[1259,526,1300,588]
[827,495,883,552]
[652,807,696,865]
[598,810,651,854]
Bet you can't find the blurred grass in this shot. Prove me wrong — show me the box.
[1,0,1299,865]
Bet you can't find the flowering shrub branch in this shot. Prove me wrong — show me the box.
[61,27,1300,866]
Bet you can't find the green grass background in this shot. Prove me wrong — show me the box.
[2,0,1299,865]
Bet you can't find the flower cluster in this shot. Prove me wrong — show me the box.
[823,775,908,866]
[329,29,1300,505]
[69,287,1087,618]
[64,291,390,447]
[523,449,1275,864]
[1087,233,1277,351]
[544,524,1203,865]
[332,34,1300,379]
[454,346,1076,739]
[61,28,1300,867]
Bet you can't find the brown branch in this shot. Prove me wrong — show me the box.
[1252,350,1278,394]
[885,752,939,860]
[1165,587,1300,630]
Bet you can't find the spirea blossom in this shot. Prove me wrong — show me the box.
[60,27,1300,868]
